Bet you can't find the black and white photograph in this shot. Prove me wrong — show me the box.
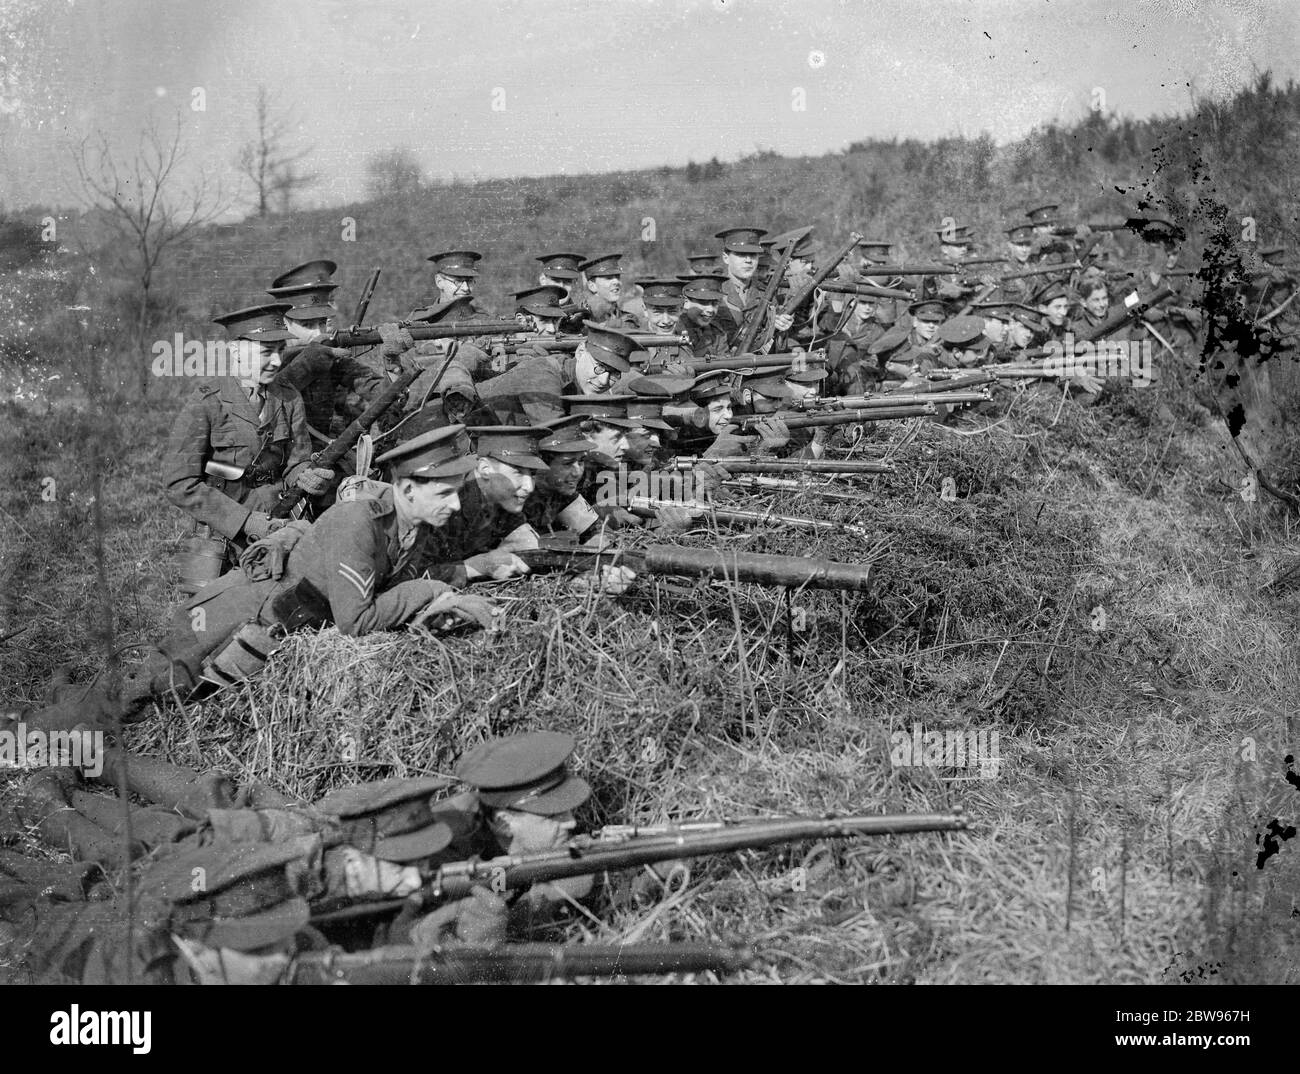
[0,0,1296,1041]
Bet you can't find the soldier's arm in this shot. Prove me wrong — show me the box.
[316,505,454,635]
[280,392,316,488]
[162,390,257,540]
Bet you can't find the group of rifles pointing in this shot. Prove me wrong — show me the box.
[2,203,1292,983]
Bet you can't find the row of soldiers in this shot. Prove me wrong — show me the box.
[20,203,1295,735]
[5,203,1291,984]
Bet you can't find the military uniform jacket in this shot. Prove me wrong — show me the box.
[163,377,313,540]
[279,342,387,437]
[177,485,454,649]
[477,352,574,425]
[716,278,774,351]
[679,312,730,358]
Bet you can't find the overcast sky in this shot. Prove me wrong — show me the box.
[1,0,1296,212]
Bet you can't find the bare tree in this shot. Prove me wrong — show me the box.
[70,114,227,395]
[236,86,318,216]
[365,147,425,200]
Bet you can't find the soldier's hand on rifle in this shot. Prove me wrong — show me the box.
[692,460,732,494]
[597,505,645,528]
[572,564,637,596]
[242,511,290,543]
[377,322,415,358]
[772,311,795,333]
[294,466,334,496]
[754,415,791,451]
[411,888,508,950]
[653,505,699,531]
[464,550,531,581]
[412,590,502,631]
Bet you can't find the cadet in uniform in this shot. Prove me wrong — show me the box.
[164,303,328,594]
[677,273,730,357]
[714,226,793,350]
[25,427,495,732]
[478,323,637,425]
[577,253,639,329]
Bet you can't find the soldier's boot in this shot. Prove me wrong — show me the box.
[16,769,144,869]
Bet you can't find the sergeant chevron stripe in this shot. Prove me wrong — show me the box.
[337,563,376,599]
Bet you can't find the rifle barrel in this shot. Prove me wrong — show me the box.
[678,456,893,475]
[286,942,753,984]
[328,321,524,347]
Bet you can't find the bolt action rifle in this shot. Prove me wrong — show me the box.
[311,810,967,923]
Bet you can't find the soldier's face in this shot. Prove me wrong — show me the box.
[706,398,733,434]
[588,423,629,459]
[1042,298,1070,326]
[235,341,283,386]
[534,316,560,336]
[940,244,967,261]
[539,273,573,301]
[574,345,615,393]
[724,252,757,282]
[479,458,534,514]
[436,272,472,300]
[914,319,939,342]
[784,379,818,401]
[400,478,462,528]
[683,298,718,326]
[1032,224,1053,237]
[1009,241,1032,263]
[1084,289,1110,318]
[982,317,1007,343]
[786,256,814,278]
[647,305,678,332]
[489,809,576,855]
[544,454,585,496]
[286,318,329,344]
[853,298,877,320]
[587,274,621,302]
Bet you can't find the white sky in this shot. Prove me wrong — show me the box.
[0,0,1296,210]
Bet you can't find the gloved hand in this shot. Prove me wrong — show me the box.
[411,888,508,950]
[242,512,289,542]
[443,389,477,426]
[753,415,791,452]
[294,466,334,496]
[412,590,502,632]
[377,322,415,359]
[239,519,312,582]
[571,564,637,596]
[772,311,795,333]
[463,551,530,582]
[692,460,732,495]
[652,504,699,531]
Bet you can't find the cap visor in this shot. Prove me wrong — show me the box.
[243,329,294,343]
[483,775,591,815]
[629,417,673,431]
[373,820,455,862]
[415,455,479,480]
[488,452,549,471]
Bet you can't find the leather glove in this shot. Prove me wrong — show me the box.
[239,519,312,582]
[652,505,699,531]
[692,460,732,495]
[411,888,508,951]
[294,466,334,496]
[443,389,477,426]
[377,323,415,358]
[753,415,791,452]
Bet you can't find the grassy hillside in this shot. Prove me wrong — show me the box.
[3,74,1300,984]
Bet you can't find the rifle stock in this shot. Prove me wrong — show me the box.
[733,241,796,355]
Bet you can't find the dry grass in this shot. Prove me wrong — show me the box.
[1,387,1264,983]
